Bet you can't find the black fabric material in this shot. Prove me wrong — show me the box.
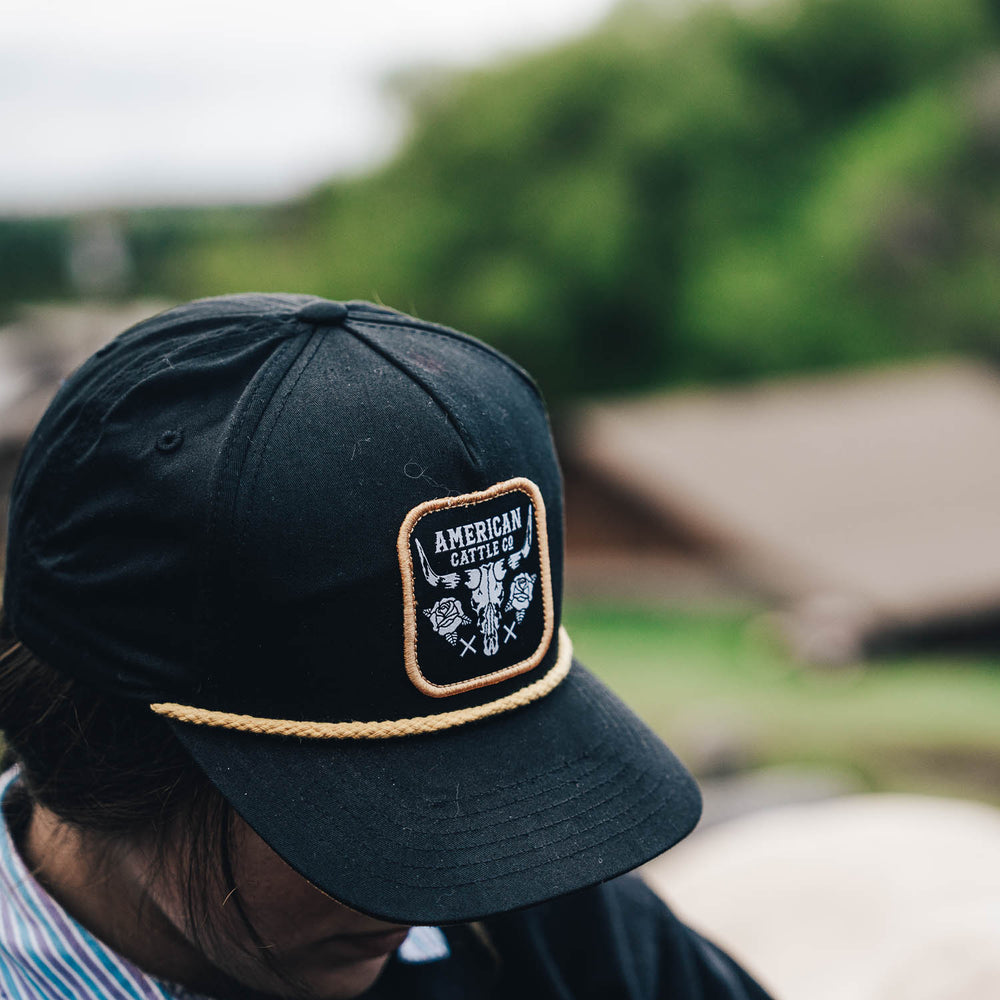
[4,293,703,928]
[204,313,564,722]
[5,296,310,701]
[368,876,774,1000]
[170,661,702,924]
[5,295,564,720]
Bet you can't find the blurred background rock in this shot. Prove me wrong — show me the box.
[4,0,1000,994]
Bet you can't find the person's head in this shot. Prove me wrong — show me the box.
[0,614,412,1000]
[0,295,701,997]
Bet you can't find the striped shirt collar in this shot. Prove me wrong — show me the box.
[0,767,447,1000]
[0,767,202,1000]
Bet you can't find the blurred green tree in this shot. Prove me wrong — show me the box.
[7,0,1000,403]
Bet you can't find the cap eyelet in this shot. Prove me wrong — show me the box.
[156,429,184,453]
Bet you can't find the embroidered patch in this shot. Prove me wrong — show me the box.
[398,478,554,697]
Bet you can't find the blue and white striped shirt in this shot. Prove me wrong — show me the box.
[0,768,448,999]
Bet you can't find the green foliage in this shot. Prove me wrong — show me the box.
[565,601,1000,803]
[0,219,71,317]
[0,208,269,316]
[7,0,1000,402]
[172,0,1000,400]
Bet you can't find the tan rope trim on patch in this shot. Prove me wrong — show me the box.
[150,626,572,740]
[397,477,555,698]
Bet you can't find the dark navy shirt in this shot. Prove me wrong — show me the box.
[372,875,773,999]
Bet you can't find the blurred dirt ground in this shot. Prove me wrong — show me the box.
[643,793,1000,1000]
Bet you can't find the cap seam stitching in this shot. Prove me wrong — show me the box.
[353,317,547,411]
[341,321,482,475]
[16,331,261,579]
[195,331,319,679]
[236,334,327,577]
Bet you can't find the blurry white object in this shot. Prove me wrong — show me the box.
[642,795,1000,1000]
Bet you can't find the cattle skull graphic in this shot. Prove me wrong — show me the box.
[414,537,460,589]
[464,559,506,656]
[412,511,537,658]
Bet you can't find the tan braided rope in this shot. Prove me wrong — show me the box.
[0,641,25,669]
[150,626,573,739]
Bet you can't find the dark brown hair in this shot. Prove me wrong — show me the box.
[0,611,499,995]
[0,609,300,995]
[0,614,212,830]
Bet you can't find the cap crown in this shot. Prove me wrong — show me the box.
[5,296,565,728]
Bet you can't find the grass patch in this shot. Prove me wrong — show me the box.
[564,602,1000,804]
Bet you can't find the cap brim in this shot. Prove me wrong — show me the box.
[167,658,702,924]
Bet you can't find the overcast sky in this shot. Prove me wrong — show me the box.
[1,0,621,216]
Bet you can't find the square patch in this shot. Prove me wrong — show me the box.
[397,478,554,697]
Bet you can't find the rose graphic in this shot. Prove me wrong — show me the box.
[423,597,471,645]
[505,572,537,623]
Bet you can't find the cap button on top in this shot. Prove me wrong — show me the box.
[296,300,349,326]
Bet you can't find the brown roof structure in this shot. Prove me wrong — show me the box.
[571,360,1000,650]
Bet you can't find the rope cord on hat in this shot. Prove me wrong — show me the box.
[149,627,573,739]
[0,641,24,669]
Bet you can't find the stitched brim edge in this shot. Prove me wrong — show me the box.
[167,657,702,925]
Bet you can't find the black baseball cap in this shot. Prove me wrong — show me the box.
[2,294,701,924]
